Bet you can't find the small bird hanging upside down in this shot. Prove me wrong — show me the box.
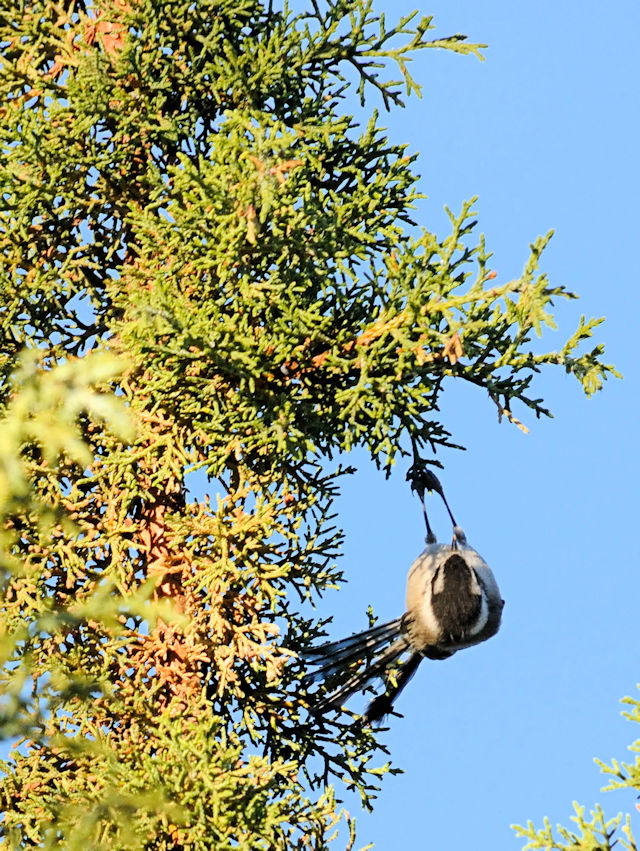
[301,473,504,724]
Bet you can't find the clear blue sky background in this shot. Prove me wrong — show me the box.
[308,0,639,849]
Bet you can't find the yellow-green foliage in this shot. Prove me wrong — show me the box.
[513,692,640,851]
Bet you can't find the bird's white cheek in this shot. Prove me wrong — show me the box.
[432,566,446,594]
[415,587,443,641]
[469,591,489,637]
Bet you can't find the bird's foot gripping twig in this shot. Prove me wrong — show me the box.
[406,459,458,542]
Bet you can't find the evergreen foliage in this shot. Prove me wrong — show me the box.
[0,0,618,847]
[513,690,640,851]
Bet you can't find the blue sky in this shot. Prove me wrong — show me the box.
[316,0,639,848]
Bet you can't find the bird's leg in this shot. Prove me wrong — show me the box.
[418,471,459,546]
[419,493,437,544]
[437,486,457,529]
[407,460,462,544]
[423,471,458,528]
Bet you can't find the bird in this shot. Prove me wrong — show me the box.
[301,473,504,724]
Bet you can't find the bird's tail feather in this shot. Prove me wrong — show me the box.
[301,618,410,715]
[363,650,422,723]
[301,617,403,676]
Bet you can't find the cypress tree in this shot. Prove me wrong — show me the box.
[0,1,618,847]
